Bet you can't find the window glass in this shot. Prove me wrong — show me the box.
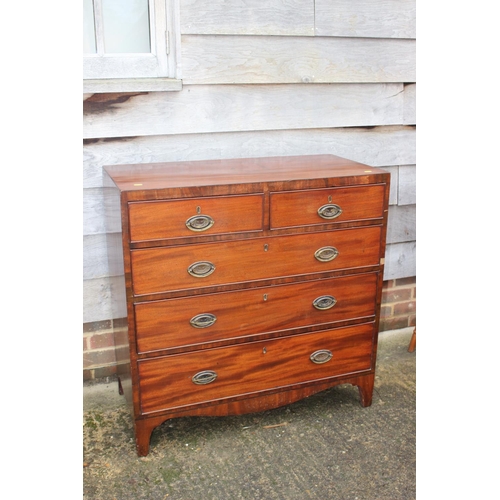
[83,0,97,54]
[101,0,151,54]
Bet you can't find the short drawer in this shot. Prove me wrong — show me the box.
[130,226,382,296]
[135,273,378,353]
[138,323,374,414]
[128,194,264,242]
[270,185,386,229]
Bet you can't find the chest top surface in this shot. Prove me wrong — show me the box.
[103,155,388,193]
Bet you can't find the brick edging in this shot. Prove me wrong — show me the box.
[380,277,416,332]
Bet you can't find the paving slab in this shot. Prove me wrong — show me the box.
[83,327,416,500]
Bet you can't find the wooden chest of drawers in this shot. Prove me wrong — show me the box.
[103,155,390,456]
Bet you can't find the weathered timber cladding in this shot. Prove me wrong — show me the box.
[180,0,416,39]
[83,83,414,139]
[83,126,415,188]
[181,36,416,84]
[180,0,314,36]
[82,1,416,356]
[385,242,416,281]
[315,0,416,38]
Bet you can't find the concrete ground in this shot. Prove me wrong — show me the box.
[83,327,416,500]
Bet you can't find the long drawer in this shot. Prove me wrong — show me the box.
[134,273,378,353]
[270,185,386,229]
[138,323,374,414]
[130,226,382,295]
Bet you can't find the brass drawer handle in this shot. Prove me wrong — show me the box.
[192,370,218,385]
[187,261,216,278]
[190,313,217,328]
[314,246,339,262]
[318,204,342,220]
[310,349,333,364]
[313,295,337,310]
[186,214,215,232]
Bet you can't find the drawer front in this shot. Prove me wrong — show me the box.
[131,226,382,295]
[128,194,264,242]
[138,323,374,414]
[135,273,378,353]
[270,185,386,229]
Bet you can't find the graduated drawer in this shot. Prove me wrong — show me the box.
[130,226,382,296]
[270,185,386,229]
[135,273,378,353]
[138,323,374,414]
[128,194,264,242]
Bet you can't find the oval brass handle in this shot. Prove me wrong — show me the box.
[190,313,217,328]
[314,246,339,262]
[185,214,215,232]
[310,349,333,364]
[318,204,342,220]
[187,261,216,278]
[192,370,218,385]
[313,295,337,310]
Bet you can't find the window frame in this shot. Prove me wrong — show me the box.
[83,0,181,93]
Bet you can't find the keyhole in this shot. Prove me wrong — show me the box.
[196,206,201,214]
[264,244,269,252]
[263,347,267,354]
[328,195,332,203]
[263,294,268,301]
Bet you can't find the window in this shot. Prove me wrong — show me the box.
[83,0,180,91]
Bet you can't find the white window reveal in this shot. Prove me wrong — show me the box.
[83,0,181,92]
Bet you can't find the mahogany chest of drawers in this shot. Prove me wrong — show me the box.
[103,155,390,456]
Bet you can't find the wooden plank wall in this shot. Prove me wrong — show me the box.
[83,0,416,324]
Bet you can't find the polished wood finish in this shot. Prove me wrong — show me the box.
[130,227,382,296]
[129,194,264,242]
[103,154,387,193]
[104,154,390,456]
[408,327,416,352]
[134,273,378,354]
[270,184,386,228]
[138,324,373,414]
